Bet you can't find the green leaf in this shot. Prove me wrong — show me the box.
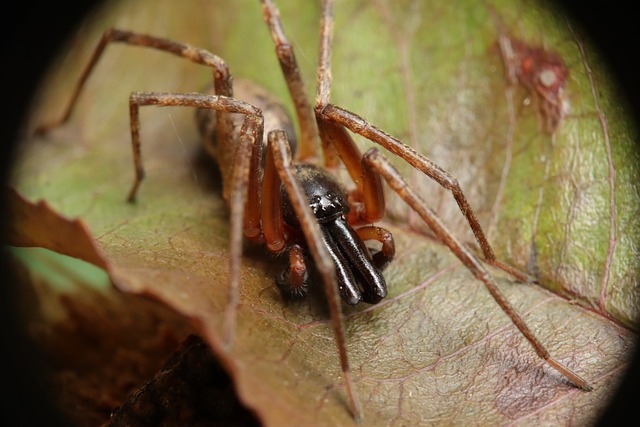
[10,0,637,425]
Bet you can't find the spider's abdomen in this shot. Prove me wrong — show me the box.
[196,78,297,201]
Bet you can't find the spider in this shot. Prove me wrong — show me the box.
[36,0,592,421]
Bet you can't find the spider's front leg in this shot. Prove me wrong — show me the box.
[35,29,234,137]
[313,1,528,283]
[313,0,591,394]
[31,20,279,349]
[260,0,320,160]
[362,148,593,392]
[314,101,593,393]
[128,91,267,349]
[266,130,363,421]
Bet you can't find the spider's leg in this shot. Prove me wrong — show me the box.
[33,28,244,203]
[276,244,310,298]
[316,0,335,109]
[354,226,395,271]
[127,92,260,201]
[36,29,234,134]
[33,28,247,208]
[127,91,264,348]
[225,114,264,347]
[318,105,532,283]
[317,119,385,225]
[313,0,526,282]
[363,147,593,392]
[268,130,364,423]
[261,127,287,253]
[260,0,320,160]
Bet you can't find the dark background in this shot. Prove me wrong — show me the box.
[2,1,638,425]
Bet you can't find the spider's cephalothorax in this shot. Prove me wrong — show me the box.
[278,163,387,305]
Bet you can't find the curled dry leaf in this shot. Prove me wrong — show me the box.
[6,187,109,270]
[8,0,638,425]
[8,248,197,426]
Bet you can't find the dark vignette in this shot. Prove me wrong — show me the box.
[1,1,637,426]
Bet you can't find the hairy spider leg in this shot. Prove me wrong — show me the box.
[35,29,241,199]
[33,27,269,349]
[260,1,400,420]
[37,29,232,140]
[260,0,320,160]
[313,0,592,393]
[267,129,363,422]
[363,149,592,392]
[128,92,265,348]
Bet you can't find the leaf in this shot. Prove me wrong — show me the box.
[6,188,109,270]
[7,247,200,426]
[9,0,637,425]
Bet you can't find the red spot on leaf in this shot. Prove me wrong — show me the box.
[496,25,569,133]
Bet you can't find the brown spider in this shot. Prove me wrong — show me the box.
[36,0,591,421]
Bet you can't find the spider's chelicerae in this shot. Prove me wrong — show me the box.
[37,0,592,421]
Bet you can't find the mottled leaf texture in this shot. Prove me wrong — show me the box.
[8,0,637,426]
